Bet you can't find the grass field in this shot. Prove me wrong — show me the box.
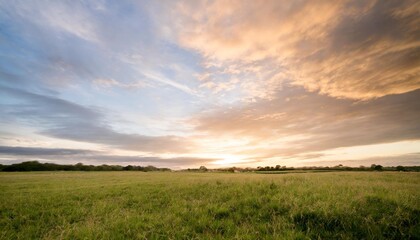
[1,171,419,239]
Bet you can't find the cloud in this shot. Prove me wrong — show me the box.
[85,155,218,166]
[192,86,420,158]
[0,145,218,167]
[164,0,420,100]
[0,0,201,95]
[0,146,94,156]
[0,1,100,43]
[93,78,146,89]
[0,86,192,153]
[141,70,199,96]
[1,0,419,168]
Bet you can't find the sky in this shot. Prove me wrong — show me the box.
[0,0,419,169]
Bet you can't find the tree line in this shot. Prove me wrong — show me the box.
[254,164,420,172]
[184,164,420,172]
[0,161,418,172]
[0,161,170,172]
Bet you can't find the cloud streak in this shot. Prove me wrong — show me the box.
[0,146,94,156]
[192,86,420,158]
[0,86,192,153]
[0,145,218,167]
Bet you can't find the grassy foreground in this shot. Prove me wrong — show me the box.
[0,172,419,239]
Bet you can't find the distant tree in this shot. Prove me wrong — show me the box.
[123,165,134,171]
[75,162,84,171]
[372,164,383,171]
[144,165,158,172]
[199,166,208,172]
[275,165,281,170]
[396,165,405,171]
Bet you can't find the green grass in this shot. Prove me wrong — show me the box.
[1,172,419,239]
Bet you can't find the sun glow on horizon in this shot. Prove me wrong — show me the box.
[204,154,253,166]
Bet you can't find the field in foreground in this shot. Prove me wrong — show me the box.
[0,172,419,239]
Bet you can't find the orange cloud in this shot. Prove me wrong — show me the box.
[190,87,420,159]
[164,0,420,100]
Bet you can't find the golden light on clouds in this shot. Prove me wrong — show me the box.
[165,0,420,100]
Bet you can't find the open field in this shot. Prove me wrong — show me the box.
[1,172,419,239]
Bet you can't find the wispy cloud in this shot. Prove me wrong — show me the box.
[0,146,94,156]
[142,70,199,96]
[192,86,420,158]
[0,86,193,153]
[93,78,146,89]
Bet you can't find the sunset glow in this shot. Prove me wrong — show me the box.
[0,0,419,168]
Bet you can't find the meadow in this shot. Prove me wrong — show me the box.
[0,171,419,239]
